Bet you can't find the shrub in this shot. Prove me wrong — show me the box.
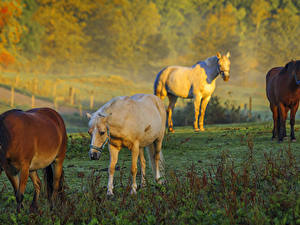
[173,96,259,126]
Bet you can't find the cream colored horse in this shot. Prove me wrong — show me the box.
[154,52,231,132]
[86,94,166,195]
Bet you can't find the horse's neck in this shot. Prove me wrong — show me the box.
[198,57,219,84]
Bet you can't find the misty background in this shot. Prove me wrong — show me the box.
[1,0,300,128]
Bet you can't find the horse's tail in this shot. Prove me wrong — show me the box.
[154,67,169,98]
[44,165,66,201]
[146,143,165,181]
[44,165,54,200]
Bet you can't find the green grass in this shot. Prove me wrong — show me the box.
[0,122,299,224]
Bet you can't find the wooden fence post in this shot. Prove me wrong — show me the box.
[10,86,14,107]
[54,97,58,110]
[32,95,35,108]
[69,87,75,105]
[90,92,94,110]
[53,82,57,97]
[248,96,252,118]
[79,104,82,117]
[15,75,20,87]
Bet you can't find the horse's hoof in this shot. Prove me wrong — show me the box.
[107,190,114,196]
[271,137,276,141]
[194,129,200,132]
[140,182,146,189]
[168,129,175,133]
[157,178,166,185]
[130,189,137,195]
[283,136,288,140]
[29,205,39,213]
[106,193,115,200]
[200,128,205,132]
[291,138,296,142]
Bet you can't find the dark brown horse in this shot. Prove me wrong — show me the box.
[0,108,67,212]
[266,60,300,142]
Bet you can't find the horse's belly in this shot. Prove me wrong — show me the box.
[166,74,192,98]
[29,153,57,170]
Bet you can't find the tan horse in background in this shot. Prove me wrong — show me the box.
[154,52,231,132]
[86,94,166,195]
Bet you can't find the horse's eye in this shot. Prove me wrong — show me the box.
[100,131,105,135]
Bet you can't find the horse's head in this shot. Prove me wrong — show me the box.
[217,52,231,81]
[289,60,300,85]
[86,112,110,160]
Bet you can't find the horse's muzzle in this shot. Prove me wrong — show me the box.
[223,76,230,82]
[89,150,101,160]
[221,72,230,81]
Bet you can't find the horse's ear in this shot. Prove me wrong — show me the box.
[284,61,295,72]
[216,52,221,59]
[226,52,230,58]
[86,112,92,119]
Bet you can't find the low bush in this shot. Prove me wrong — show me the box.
[173,96,260,126]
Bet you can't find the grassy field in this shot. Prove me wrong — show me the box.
[0,122,299,224]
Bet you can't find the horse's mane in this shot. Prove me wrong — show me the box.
[0,109,22,153]
[279,60,300,76]
[193,56,218,68]
[89,96,127,127]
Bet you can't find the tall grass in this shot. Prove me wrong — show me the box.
[0,133,298,224]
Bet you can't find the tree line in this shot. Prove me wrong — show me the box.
[1,0,300,83]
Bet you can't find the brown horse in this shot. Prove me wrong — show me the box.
[266,60,300,142]
[0,108,67,212]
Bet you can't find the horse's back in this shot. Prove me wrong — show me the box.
[27,107,66,130]
[266,67,282,81]
[154,65,193,98]
[106,94,166,146]
[131,94,166,124]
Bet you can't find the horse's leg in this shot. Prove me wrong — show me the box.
[199,96,211,131]
[278,103,287,142]
[290,102,299,142]
[139,147,146,187]
[5,171,26,211]
[29,171,41,212]
[167,94,178,133]
[270,104,278,140]
[154,138,164,183]
[52,156,65,201]
[5,170,19,197]
[107,144,120,196]
[193,94,202,132]
[130,142,140,194]
[16,166,29,213]
[283,107,289,139]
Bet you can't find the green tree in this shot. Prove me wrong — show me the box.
[258,8,300,67]
[153,0,200,60]
[34,0,95,74]
[192,4,239,59]
[0,0,23,69]
[18,0,43,58]
[86,0,168,77]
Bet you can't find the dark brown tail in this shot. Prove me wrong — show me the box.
[44,166,66,202]
[44,165,54,200]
